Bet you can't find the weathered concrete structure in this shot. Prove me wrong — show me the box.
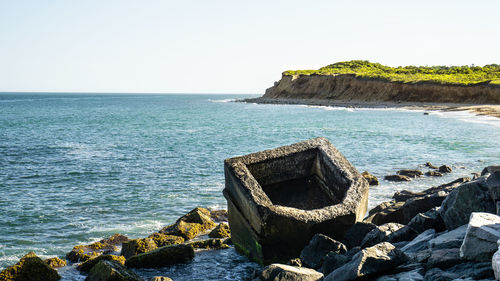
[223,137,369,264]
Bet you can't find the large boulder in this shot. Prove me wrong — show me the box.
[342,222,377,249]
[258,264,323,281]
[460,212,500,261]
[400,229,436,255]
[77,254,126,272]
[426,248,461,269]
[121,238,157,259]
[160,208,216,240]
[440,174,496,230]
[224,138,369,264]
[360,223,404,248]
[300,234,347,269]
[208,222,231,238]
[125,244,194,268]
[423,262,494,281]
[85,260,142,281]
[320,247,360,275]
[406,208,445,233]
[148,233,184,247]
[364,201,405,225]
[67,234,128,262]
[324,242,408,281]
[0,252,61,281]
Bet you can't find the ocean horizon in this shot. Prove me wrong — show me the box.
[1,93,499,280]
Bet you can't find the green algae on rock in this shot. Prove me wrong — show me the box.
[188,238,230,250]
[44,257,67,268]
[85,260,142,281]
[148,233,184,247]
[77,254,126,273]
[159,207,216,240]
[125,244,194,268]
[208,223,231,239]
[121,238,157,259]
[0,252,60,281]
[66,234,128,263]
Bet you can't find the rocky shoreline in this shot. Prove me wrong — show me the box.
[243,97,500,119]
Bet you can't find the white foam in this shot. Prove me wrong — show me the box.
[208,99,236,103]
[430,110,500,127]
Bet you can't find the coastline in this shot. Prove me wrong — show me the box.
[242,97,500,118]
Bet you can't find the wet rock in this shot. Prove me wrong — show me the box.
[224,138,369,264]
[121,238,157,259]
[44,257,67,268]
[324,242,408,281]
[460,212,500,261]
[208,222,231,239]
[361,223,405,248]
[125,244,194,268]
[397,169,423,178]
[259,264,323,281]
[0,252,61,281]
[438,165,453,173]
[342,222,377,249]
[300,234,347,269]
[320,247,360,275]
[385,175,412,182]
[67,234,127,263]
[188,238,230,250]
[492,240,500,280]
[429,224,468,250]
[148,233,184,247]
[77,254,126,272]
[425,171,443,177]
[362,171,379,185]
[440,174,496,230]
[149,277,173,281]
[210,209,228,223]
[85,260,142,281]
[160,208,216,240]
[425,162,438,169]
[427,248,461,269]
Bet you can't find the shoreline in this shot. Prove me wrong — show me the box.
[242,97,500,118]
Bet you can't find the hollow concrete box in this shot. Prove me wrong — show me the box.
[223,137,369,264]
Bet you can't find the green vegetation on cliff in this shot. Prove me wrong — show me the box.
[283,60,500,86]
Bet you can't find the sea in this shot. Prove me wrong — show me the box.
[1,93,499,280]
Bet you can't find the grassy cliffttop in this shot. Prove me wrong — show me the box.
[283,60,500,86]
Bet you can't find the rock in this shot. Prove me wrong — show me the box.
[125,244,194,268]
[85,260,142,281]
[187,238,230,250]
[485,169,500,201]
[320,247,360,275]
[149,278,173,281]
[160,207,216,240]
[440,174,496,230]
[429,224,468,250]
[300,234,347,269]
[148,233,184,247]
[427,248,461,269]
[223,138,369,264]
[492,240,500,280]
[362,171,379,185]
[361,223,405,248]
[425,171,443,177]
[44,257,67,268]
[460,212,500,261]
[0,252,61,281]
[423,267,457,281]
[401,229,435,254]
[364,201,405,225]
[77,254,126,272]
[385,175,412,182]
[407,208,445,233]
[397,169,423,178]
[374,267,425,281]
[210,209,228,223]
[342,222,377,249]
[393,177,470,202]
[386,226,419,244]
[259,264,323,281]
[324,242,408,281]
[425,162,438,169]
[208,222,231,238]
[121,238,157,259]
[439,165,453,173]
[66,234,128,263]
[424,262,494,281]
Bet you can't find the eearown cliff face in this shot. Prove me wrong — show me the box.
[263,74,500,104]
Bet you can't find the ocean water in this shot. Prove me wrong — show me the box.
[1,93,499,280]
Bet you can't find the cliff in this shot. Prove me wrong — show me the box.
[261,74,500,105]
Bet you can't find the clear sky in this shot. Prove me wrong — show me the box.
[1,0,499,94]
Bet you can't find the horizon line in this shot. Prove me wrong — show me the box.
[0,91,260,95]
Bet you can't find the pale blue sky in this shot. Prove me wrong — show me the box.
[1,0,499,93]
